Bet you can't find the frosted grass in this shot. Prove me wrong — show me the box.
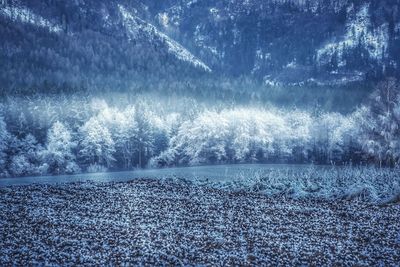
[182,165,400,204]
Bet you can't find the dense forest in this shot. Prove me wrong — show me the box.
[1,0,400,93]
[0,79,399,177]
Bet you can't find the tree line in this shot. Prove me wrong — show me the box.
[0,79,399,177]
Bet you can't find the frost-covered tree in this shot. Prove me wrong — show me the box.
[286,111,312,162]
[114,121,137,169]
[229,109,285,163]
[79,117,116,170]
[312,113,350,163]
[92,102,136,169]
[42,121,79,175]
[6,92,400,175]
[157,108,302,166]
[358,78,400,166]
[133,103,155,168]
[0,116,10,176]
[177,110,230,165]
[8,134,43,177]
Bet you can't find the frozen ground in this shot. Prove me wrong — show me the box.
[2,164,399,204]
[1,164,305,186]
[0,178,399,266]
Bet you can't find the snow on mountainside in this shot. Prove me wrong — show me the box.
[0,4,61,33]
[0,1,213,92]
[119,5,211,73]
[0,0,399,91]
[146,0,399,84]
[0,2,210,73]
[317,3,389,66]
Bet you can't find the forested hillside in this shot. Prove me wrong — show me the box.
[0,0,210,93]
[1,0,400,93]
[154,0,400,83]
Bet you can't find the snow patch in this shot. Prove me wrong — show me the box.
[119,5,211,72]
[186,0,199,7]
[0,5,62,33]
[157,12,170,28]
[317,4,388,65]
[286,60,298,69]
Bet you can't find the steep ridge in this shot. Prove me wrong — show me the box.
[0,0,210,93]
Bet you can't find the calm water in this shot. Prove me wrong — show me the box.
[0,164,333,187]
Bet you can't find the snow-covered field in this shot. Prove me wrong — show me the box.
[0,178,399,266]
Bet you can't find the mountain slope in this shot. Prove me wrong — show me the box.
[0,0,210,93]
[118,4,211,72]
[148,0,400,85]
[0,0,399,93]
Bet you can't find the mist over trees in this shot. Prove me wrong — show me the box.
[0,80,399,178]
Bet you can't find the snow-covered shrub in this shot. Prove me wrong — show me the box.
[65,162,81,174]
[196,165,400,203]
[87,163,108,173]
